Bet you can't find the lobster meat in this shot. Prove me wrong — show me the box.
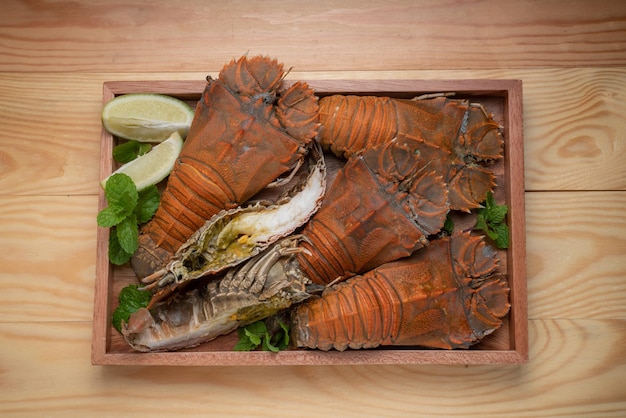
[140,145,326,306]
[291,233,510,351]
[131,55,320,279]
[318,95,504,211]
[123,238,315,352]
[294,139,449,285]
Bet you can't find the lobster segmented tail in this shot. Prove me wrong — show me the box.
[296,140,449,285]
[291,271,402,351]
[291,234,510,351]
[318,95,397,159]
[317,94,504,212]
[131,55,320,280]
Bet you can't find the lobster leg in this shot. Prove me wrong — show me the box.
[122,237,313,352]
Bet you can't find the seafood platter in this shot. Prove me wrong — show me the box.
[92,55,527,365]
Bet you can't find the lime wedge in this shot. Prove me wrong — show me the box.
[102,93,195,142]
[102,131,183,191]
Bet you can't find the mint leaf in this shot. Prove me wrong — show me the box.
[99,163,161,264]
[265,320,290,352]
[233,328,259,351]
[474,191,510,249]
[138,143,152,157]
[118,283,152,309]
[245,320,268,336]
[116,215,139,254]
[108,228,133,265]
[134,185,160,223]
[443,215,455,235]
[474,213,488,231]
[494,223,510,249]
[113,140,152,163]
[263,332,280,352]
[112,284,151,332]
[104,173,138,216]
[487,204,508,225]
[97,205,127,228]
[277,319,290,349]
[485,190,495,206]
[485,226,499,242]
[244,327,263,346]
[234,319,290,352]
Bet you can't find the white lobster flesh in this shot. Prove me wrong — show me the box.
[122,238,314,352]
[140,144,326,296]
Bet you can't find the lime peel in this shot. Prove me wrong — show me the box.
[102,93,195,142]
[102,131,183,191]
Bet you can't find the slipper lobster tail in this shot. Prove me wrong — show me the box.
[291,233,510,351]
[295,140,449,285]
[317,94,504,211]
[139,145,327,306]
[131,55,320,278]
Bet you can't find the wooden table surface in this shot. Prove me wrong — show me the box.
[1,1,625,416]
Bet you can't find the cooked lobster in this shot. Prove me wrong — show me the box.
[291,233,510,351]
[123,238,314,352]
[140,145,326,307]
[294,139,449,285]
[131,55,320,278]
[318,94,504,211]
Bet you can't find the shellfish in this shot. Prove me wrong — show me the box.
[122,238,314,352]
[291,233,510,351]
[131,55,320,278]
[318,94,504,211]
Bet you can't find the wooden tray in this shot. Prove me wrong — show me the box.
[92,79,527,365]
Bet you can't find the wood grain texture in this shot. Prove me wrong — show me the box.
[1,191,623,327]
[526,191,626,320]
[1,0,625,72]
[0,319,624,417]
[0,196,97,322]
[0,0,625,414]
[1,68,624,197]
[520,68,626,191]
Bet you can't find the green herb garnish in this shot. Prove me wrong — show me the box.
[112,284,152,332]
[234,319,290,352]
[97,173,160,264]
[474,191,509,249]
[113,140,152,164]
[442,214,455,235]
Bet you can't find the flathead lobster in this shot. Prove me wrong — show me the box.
[131,55,320,278]
[294,139,449,285]
[140,145,326,307]
[291,233,510,351]
[123,238,315,352]
[318,95,504,211]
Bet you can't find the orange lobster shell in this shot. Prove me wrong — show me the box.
[295,140,449,285]
[318,95,504,211]
[131,56,320,278]
[291,233,510,351]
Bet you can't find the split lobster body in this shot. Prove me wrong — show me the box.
[291,233,510,351]
[131,56,320,278]
[318,95,504,211]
